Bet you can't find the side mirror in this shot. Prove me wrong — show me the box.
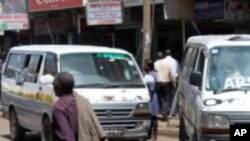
[16,76,25,85]
[190,72,202,88]
[144,74,154,84]
[39,74,54,85]
[16,68,29,85]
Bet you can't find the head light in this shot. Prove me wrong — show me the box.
[209,115,229,128]
[135,103,149,111]
[201,114,229,129]
[134,103,150,117]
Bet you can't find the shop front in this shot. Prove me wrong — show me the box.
[28,0,141,58]
[194,0,250,34]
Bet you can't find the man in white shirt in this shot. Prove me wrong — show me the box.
[154,51,176,121]
[164,49,179,117]
[164,49,179,81]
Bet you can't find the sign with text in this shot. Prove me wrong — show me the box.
[230,124,250,141]
[0,13,29,30]
[224,0,250,20]
[2,0,27,13]
[29,0,87,12]
[86,1,122,26]
[0,0,29,30]
[194,0,224,19]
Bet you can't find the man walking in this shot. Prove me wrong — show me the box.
[154,51,176,121]
[52,72,107,141]
[52,72,78,141]
[164,49,179,116]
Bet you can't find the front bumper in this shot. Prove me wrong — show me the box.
[200,134,229,141]
[102,119,150,140]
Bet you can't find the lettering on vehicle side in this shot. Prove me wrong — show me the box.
[224,77,250,89]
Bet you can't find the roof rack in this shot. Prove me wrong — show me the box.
[228,36,250,41]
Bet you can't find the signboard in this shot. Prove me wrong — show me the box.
[164,0,194,19]
[224,0,250,20]
[123,0,164,7]
[0,14,29,30]
[0,0,29,30]
[194,0,224,19]
[86,1,122,26]
[2,0,26,13]
[29,0,87,12]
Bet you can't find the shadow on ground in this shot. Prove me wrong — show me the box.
[1,133,40,141]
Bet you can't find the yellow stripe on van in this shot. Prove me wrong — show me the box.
[2,86,55,105]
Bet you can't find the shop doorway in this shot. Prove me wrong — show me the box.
[157,21,183,63]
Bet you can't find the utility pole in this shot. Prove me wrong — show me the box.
[142,0,152,65]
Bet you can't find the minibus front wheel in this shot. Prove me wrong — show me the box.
[179,117,189,141]
[9,109,25,140]
[41,116,53,141]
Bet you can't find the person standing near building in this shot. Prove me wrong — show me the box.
[154,52,163,110]
[154,51,176,121]
[164,49,179,82]
[164,49,179,116]
[144,60,160,141]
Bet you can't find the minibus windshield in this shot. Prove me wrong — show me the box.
[207,47,250,92]
[60,53,145,88]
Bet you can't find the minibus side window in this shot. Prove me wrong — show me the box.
[25,54,43,83]
[44,53,57,76]
[197,50,205,74]
[181,47,193,79]
[4,53,26,79]
[187,48,199,81]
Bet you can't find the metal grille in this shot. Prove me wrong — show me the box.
[94,109,133,118]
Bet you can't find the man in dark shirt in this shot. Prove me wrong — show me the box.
[52,72,78,141]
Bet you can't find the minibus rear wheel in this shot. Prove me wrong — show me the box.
[9,109,25,140]
[41,116,53,141]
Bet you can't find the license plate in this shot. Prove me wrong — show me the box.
[104,129,125,137]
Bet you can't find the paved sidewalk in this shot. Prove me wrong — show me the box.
[158,116,179,138]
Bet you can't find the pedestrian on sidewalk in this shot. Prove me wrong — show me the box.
[154,51,176,121]
[144,60,160,141]
[52,72,107,141]
[163,49,179,117]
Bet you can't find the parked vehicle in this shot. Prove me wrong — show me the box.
[178,35,250,141]
[1,45,151,141]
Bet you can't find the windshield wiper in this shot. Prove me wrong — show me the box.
[75,83,145,88]
[75,83,112,88]
[213,87,248,94]
[115,83,145,88]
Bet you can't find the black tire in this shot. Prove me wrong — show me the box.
[41,116,53,141]
[179,117,189,141]
[191,131,198,141]
[9,109,25,141]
